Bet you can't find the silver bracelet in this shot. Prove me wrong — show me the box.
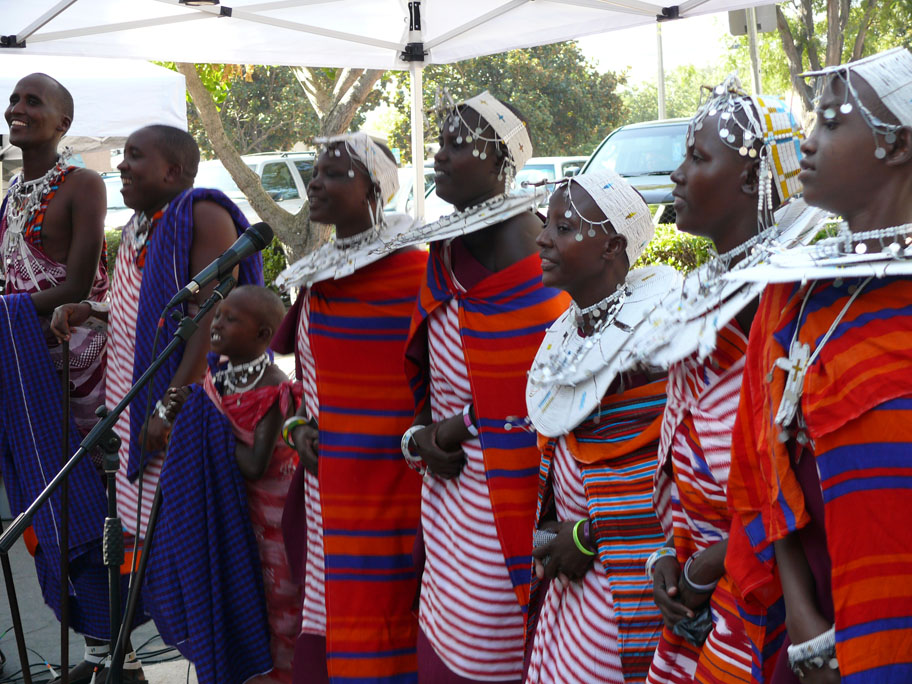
[645,546,676,579]
[400,425,427,475]
[81,298,110,314]
[787,625,836,664]
[154,400,172,428]
[682,551,720,593]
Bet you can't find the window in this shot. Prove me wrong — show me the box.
[293,159,314,188]
[261,162,299,200]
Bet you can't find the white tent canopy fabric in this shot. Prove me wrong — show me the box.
[0,0,768,217]
[0,55,187,137]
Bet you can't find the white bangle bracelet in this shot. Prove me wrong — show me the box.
[400,425,427,475]
[81,299,110,314]
[683,552,720,593]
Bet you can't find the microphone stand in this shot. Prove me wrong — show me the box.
[106,275,237,684]
[0,276,237,684]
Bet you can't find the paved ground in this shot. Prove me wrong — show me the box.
[0,522,198,683]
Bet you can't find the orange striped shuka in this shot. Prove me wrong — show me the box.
[532,378,668,682]
[726,276,912,683]
[404,243,569,613]
[298,249,427,683]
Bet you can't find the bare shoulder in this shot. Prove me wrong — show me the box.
[191,199,237,242]
[61,167,105,208]
[502,208,543,235]
[258,363,288,388]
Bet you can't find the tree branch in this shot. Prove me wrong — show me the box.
[776,7,815,112]
[852,0,878,61]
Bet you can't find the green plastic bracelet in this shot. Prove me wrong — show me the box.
[572,519,595,557]
[282,416,309,449]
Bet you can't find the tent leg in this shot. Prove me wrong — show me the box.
[409,60,425,222]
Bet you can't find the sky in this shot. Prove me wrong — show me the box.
[578,12,732,86]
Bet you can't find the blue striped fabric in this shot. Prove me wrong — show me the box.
[145,385,272,684]
[126,188,263,481]
[0,293,115,637]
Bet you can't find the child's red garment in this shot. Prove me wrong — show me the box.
[204,369,302,684]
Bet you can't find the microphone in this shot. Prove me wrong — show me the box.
[167,222,273,308]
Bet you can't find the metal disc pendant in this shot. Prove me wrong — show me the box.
[885,132,897,144]
[479,152,487,160]
[840,103,853,114]
[855,241,867,254]
[875,147,887,159]
[334,148,342,157]
[720,128,729,138]
[472,149,479,157]
[456,136,463,144]
[564,210,573,219]
[739,146,749,156]
[466,135,473,143]
[574,233,583,242]
[348,169,355,178]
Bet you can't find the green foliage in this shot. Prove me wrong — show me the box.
[634,223,715,273]
[382,42,627,163]
[262,237,290,301]
[619,64,730,124]
[105,229,121,276]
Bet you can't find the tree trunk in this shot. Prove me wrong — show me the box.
[776,7,815,112]
[178,63,314,260]
[852,0,879,61]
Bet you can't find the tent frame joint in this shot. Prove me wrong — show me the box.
[656,5,680,21]
[0,35,26,48]
[400,42,426,62]
[219,5,232,17]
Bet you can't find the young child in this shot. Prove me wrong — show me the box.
[165,284,301,684]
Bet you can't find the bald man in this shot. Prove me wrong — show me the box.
[0,73,133,682]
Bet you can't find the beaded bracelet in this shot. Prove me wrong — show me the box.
[462,403,479,437]
[400,425,427,475]
[645,546,677,579]
[572,519,595,557]
[787,625,837,667]
[154,400,172,429]
[282,416,309,449]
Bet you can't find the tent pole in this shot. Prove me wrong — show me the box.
[410,60,425,222]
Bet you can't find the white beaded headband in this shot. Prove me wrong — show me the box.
[436,90,533,189]
[559,168,655,267]
[315,132,399,205]
[687,74,803,226]
[802,47,912,159]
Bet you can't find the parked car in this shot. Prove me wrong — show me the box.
[514,156,588,207]
[102,172,136,230]
[384,165,453,223]
[581,119,689,223]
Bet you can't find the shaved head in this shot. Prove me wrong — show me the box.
[138,125,200,181]
[26,73,74,121]
[233,285,286,334]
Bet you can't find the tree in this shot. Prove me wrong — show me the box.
[620,64,734,124]
[774,0,912,112]
[177,63,383,259]
[382,42,626,163]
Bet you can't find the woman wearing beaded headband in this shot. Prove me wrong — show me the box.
[726,47,912,684]
[525,169,680,683]
[399,92,567,683]
[274,133,427,684]
[640,78,811,684]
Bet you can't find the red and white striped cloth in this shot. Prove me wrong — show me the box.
[418,298,525,681]
[526,437,623,684]
[648,322,753,684]
[110,218,163,537]
[295,290,328,637]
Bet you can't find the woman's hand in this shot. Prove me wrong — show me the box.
[162,386,191,423]
[142,414,170,453]
[652,555,692,628]
[532,520,595,587]
[412,422,465,479]
[50,302,91,342]
[292,420,320,475]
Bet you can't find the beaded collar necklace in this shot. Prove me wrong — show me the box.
[531,284,630,387]
[2,152,71,286]
[214,352,270,395]
[370,189,544,257]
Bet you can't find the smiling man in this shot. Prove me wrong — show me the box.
[0,72,118,682]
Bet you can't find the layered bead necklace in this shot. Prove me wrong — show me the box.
[529,284,630,387]
[213,352,270,396]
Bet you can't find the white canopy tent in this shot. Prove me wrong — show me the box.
[0,0,767,217]
[0,54,187,185]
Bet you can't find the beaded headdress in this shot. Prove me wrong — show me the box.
[559,168,654,267]
[687,75,803,227]
[437,90,533,189]
[314,132,399,205]
[802,47,912,159]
